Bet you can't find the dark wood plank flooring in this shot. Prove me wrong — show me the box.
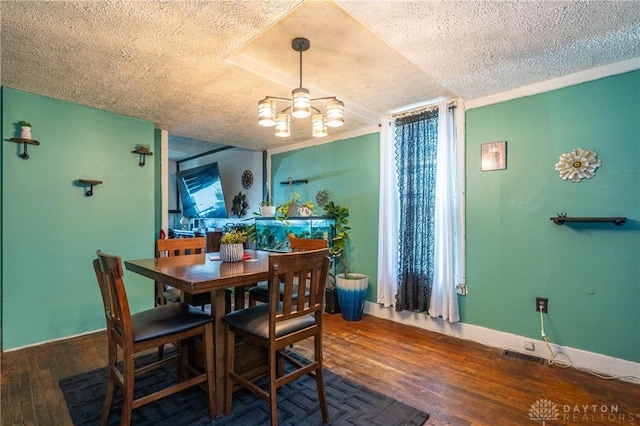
[2,314,638,425]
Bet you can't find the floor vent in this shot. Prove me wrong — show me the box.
[501,350,546,364]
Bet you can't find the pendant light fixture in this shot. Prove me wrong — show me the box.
[257,37,345,138]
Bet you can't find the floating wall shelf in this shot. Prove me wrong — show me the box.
[550,216,627,226]
[280,178,308,185]
[7,138,40,160]
[132,147,153,166]
[78,179,103,197]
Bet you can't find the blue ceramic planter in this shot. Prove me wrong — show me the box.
[336,274,369,321]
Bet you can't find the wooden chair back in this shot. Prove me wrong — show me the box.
[93,250,216,424]
[268,248,330,345]
[156,237,206,257]
[287,233,328,252]
[93,251,132,347]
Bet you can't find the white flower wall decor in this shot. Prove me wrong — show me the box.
[555,148,601,183]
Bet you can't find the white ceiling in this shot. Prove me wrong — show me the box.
[2,1,639,160]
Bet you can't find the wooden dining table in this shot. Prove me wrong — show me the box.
[124,249,271,416]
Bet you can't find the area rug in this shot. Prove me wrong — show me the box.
[60,351,429,426]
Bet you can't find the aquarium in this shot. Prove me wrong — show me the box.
[254,217,335,252]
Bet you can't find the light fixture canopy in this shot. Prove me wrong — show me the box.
[257,37,344,138]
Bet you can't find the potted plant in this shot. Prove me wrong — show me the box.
[19,120,32,139]
[276,192,301,217]
[323,199,368,321]
[219,229,247,262]
[260,188,276,217]
[298,200,315,217]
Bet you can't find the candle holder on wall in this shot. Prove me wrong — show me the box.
[78,179,103,197]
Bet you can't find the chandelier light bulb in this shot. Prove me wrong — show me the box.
[292,88,311,118]
[274,114,291,137]
[312,114,328,137]
[258,98,276,127]
[326,99,345,127]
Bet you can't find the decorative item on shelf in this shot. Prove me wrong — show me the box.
[7,120,39,160]
[232,192,249,217]
[241,170,253,189]
[555,148,601,183]
[19,120,32,139]
[298,200,315,217]
[257,37,344,138]
[132,144,153,167]
[78,179,102,197]
[219,229,247,262]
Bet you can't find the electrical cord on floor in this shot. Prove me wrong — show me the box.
[538,306,640,384]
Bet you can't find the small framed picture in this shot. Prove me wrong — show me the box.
[481,141,507,171]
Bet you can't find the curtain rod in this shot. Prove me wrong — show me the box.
[392,100,457,119]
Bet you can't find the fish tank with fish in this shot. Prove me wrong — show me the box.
[254,217,335,252]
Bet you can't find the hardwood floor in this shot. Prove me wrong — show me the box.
[2,313,638,425]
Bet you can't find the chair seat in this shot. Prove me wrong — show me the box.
[247,282,309,304]
[131,302,213,344]
[223,302,314,339]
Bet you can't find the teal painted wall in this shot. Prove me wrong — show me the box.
[271,134,380,301]
[464,71,640,362]
[1,88,156,350]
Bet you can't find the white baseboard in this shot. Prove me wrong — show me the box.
[364,302,640,383]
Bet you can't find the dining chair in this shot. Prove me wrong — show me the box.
[247,233,328,306]
[155,237,208,306]
[223,248,331,426]
[93,250,215,426]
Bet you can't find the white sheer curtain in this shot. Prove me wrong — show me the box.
[377,102,464,321]
[377,120,399,307]
[429,102,461,321]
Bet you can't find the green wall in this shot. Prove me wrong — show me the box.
[1,88,156,350]
[464,71,639,362]
[270,134,380,301]
[2,71,637,364]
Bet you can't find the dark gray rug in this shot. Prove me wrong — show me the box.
[59,351,429,425]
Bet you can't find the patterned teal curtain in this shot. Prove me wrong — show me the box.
[394,108,439,312]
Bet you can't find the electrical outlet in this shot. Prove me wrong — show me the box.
[536,297,548,313]
[524,341,535,351]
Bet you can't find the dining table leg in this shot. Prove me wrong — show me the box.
[210,288,227,416]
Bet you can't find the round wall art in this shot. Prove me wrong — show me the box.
[241,170,253,189]
[554,148,601,183]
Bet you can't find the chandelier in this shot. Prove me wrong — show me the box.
[257,37,344,138]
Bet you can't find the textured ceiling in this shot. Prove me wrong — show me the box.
[1,1,639,160]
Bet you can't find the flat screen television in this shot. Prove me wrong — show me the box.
[176,162,228,219]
